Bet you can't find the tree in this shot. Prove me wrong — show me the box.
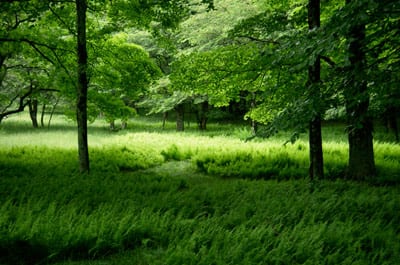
[91,32,161,129]
[344,0,375,179]
[76,0,89,173]
[0,0,56,123]
[307,0,324,180]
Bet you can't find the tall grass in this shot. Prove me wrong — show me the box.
[1,168,399,264]
[2,113,398,182]
[0,113,400,264]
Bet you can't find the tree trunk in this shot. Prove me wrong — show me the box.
[162,111,168,129]
[250,93,258,135]
[28,98,39,128]
[175,104,184,132]
[345,0,375,180]
[40,104,46,127]
[121,120,127,130]
[0,55,6,87]
[109,120,116,130]
[197,101,208,130]
[48,96,60,129]
[76,0,90,173]
[308,0,324,180]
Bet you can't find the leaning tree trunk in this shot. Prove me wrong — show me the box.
[345,0,376,180]
[76,0,90,173]
[308,0,324,180]
[175,104,184,132]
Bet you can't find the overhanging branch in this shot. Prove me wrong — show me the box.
[0,83,34,123]
[0,37,76,87]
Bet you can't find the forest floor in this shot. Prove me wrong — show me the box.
[0,113,400,264]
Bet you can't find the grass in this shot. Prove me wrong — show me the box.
[0,113,400,264]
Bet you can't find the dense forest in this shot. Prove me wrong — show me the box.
[1,1,400,264]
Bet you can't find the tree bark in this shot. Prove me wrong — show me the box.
[28,98,39,128]
[308,0,324,180]
[345,0,376,180]
[175,104,184,132]
[76,0,90,173]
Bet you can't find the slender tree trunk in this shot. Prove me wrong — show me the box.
[308,0,324,180]
[0,55,6,87]
[345,0,375,180]
[109,120,116,130]
[175,104,184,132]
[162,111,168,129]
[28,98,39,128]
[121,120,127,130]
[76,0,90,173]
[197,101,208,130]
[40,104,46,127]
[48,96,60,129]
[250,93,258,135]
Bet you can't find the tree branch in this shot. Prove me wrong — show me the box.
[0,83,34,123]
[0,37,76,87]
[320,55,336,68]
[48,4,76,35]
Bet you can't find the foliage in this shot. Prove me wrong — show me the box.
[0,150,399,264]
[1,115,400,264]
[90,32,161,122]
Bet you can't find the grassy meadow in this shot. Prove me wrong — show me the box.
[0,113,400,264]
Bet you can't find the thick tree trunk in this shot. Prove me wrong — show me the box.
[345,0,375,179]
[175,104,184,132]
[28,98,39,128]
[308,0,324,180]
[76,0,90,173]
